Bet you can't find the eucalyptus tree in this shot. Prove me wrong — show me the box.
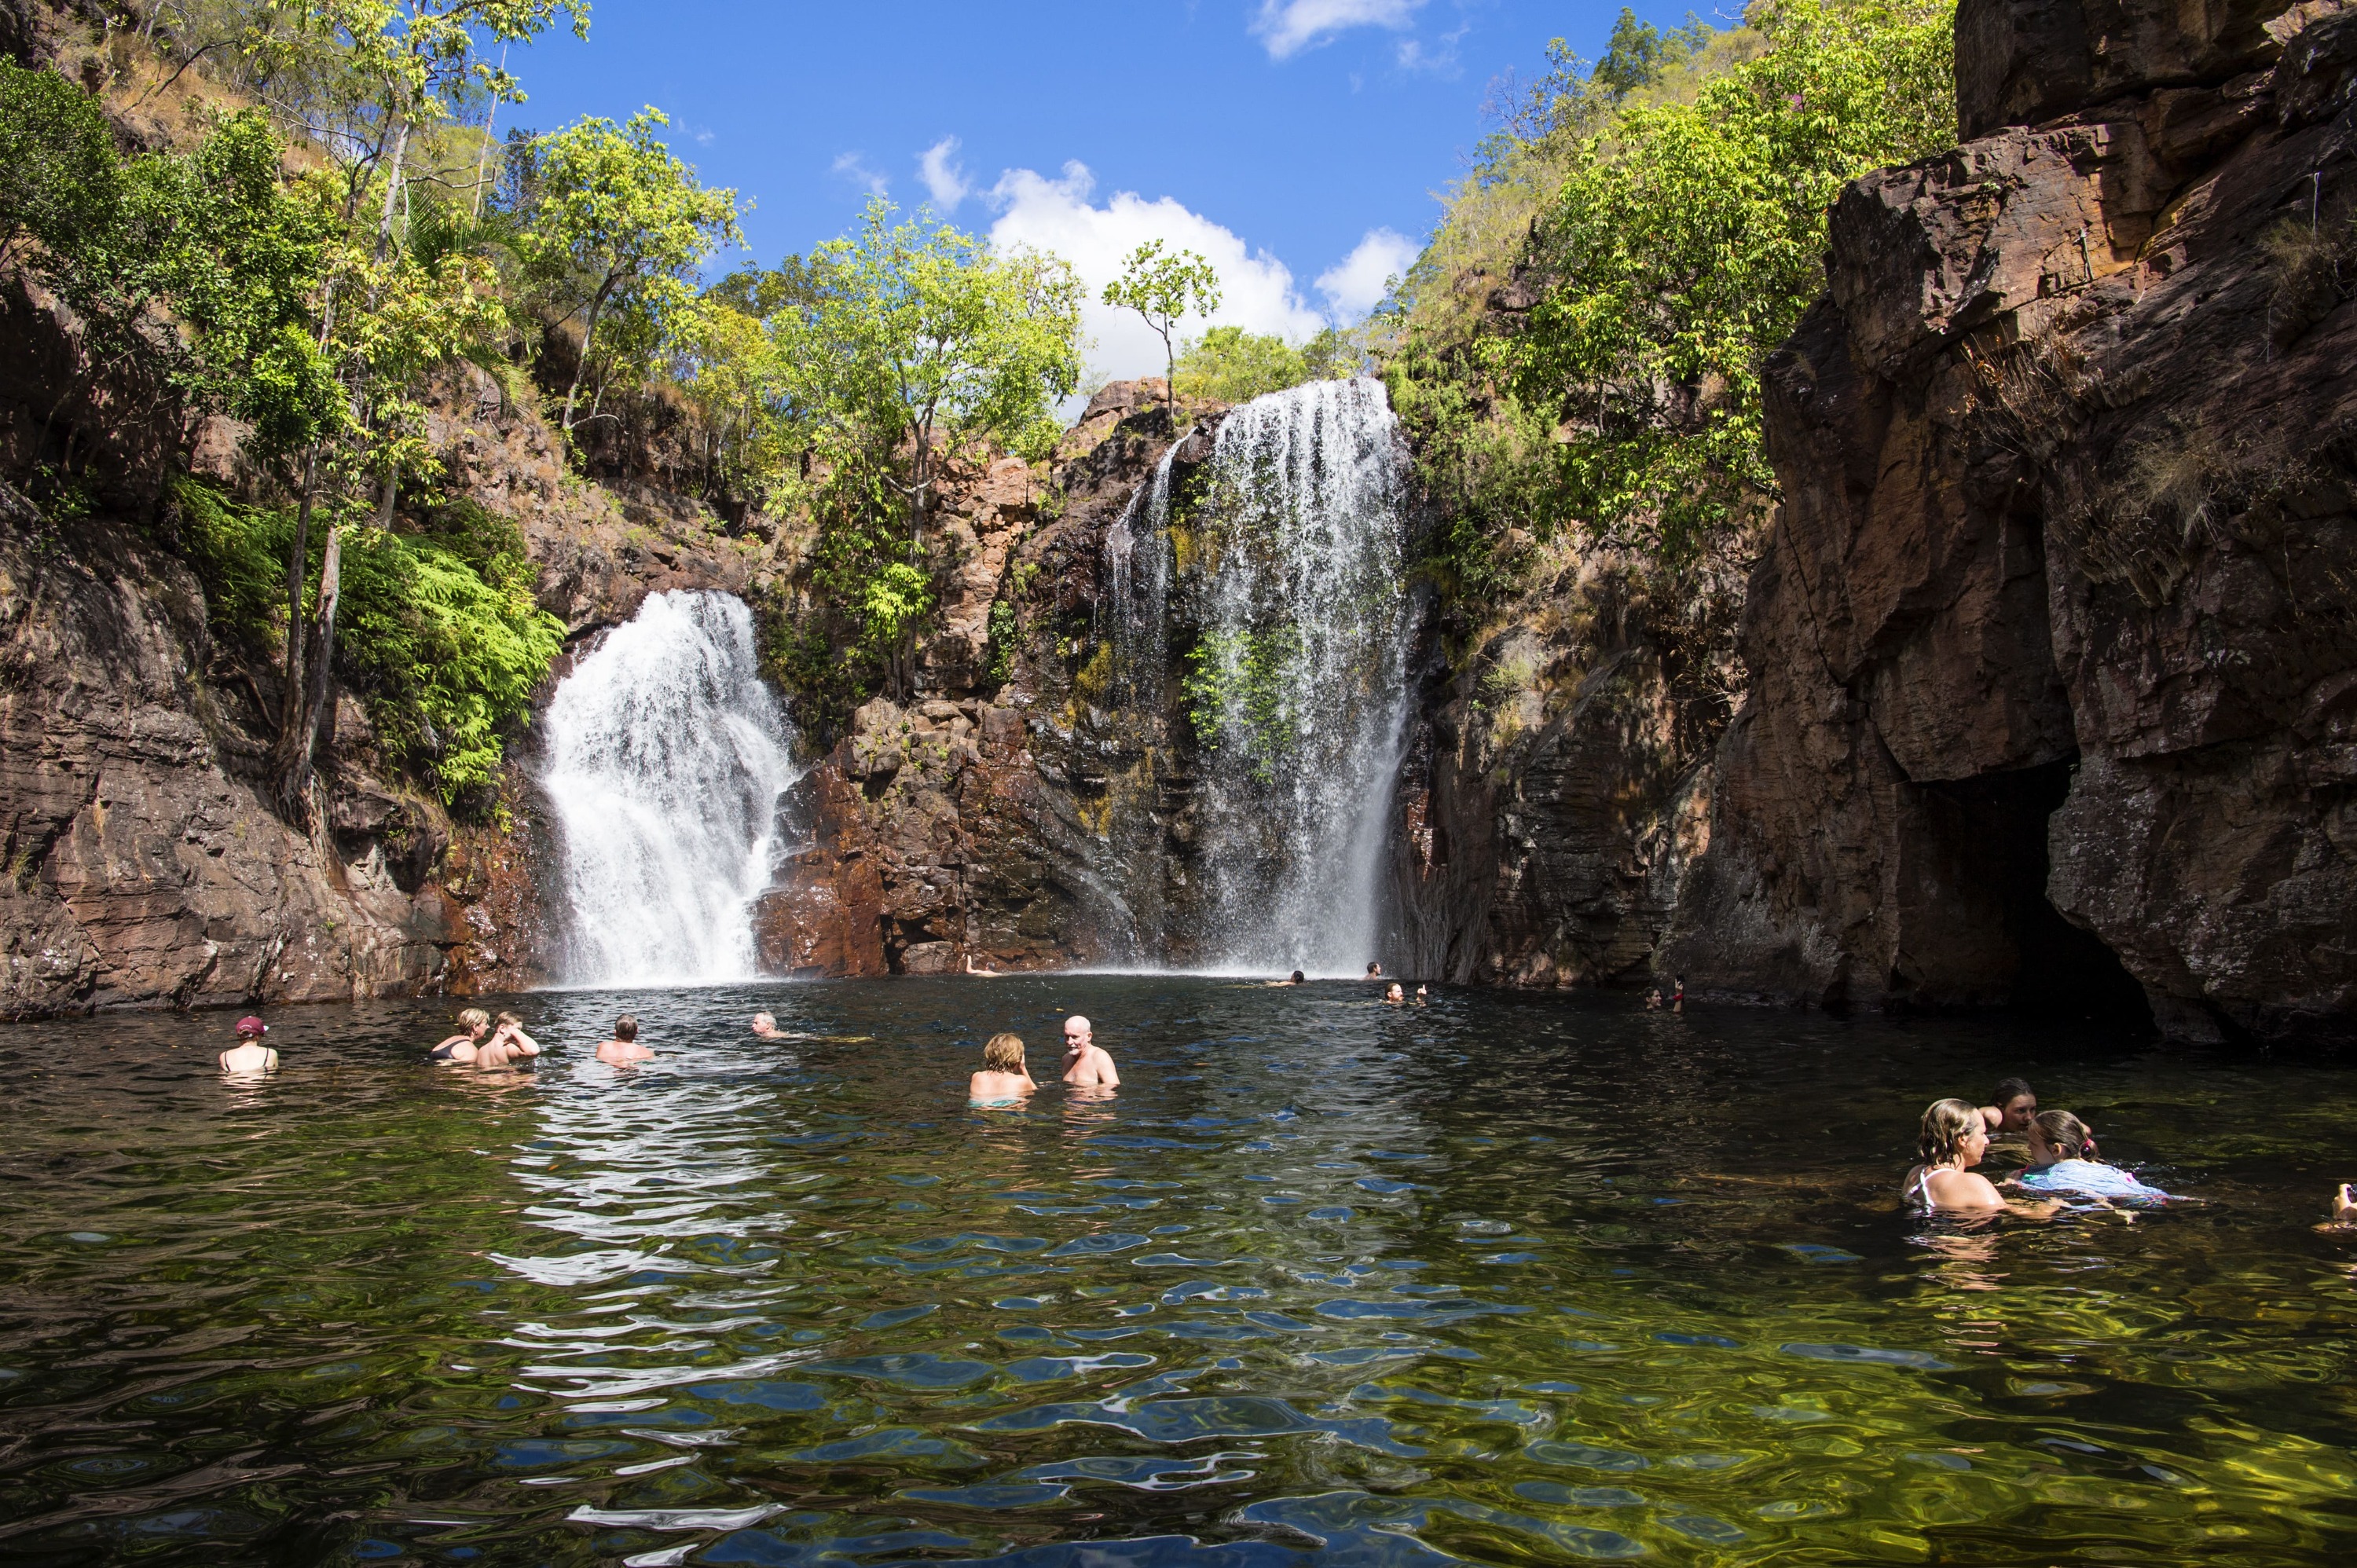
[516,108,742,433]
[1103,239,1219,410]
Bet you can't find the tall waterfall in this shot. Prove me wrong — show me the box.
[1112,377,1413,974]
[540,591,797,987]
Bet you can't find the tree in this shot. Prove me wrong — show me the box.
[515,107,742,432]
[1174,325,1310,405]
[1102,239,1219,409]
[262,0,590,236]
[1493,0,1955,560]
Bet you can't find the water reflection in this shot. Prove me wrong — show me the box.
[0,981,2354,1564]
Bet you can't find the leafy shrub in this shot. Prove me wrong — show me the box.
[173,482,563,804]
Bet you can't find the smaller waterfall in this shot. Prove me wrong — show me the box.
[541,591,797,987]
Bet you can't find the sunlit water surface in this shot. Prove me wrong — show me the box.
[2,980,2355,1566]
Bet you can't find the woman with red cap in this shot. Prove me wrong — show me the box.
[218,1016,277,1075]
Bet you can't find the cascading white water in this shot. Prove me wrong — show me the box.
[1115,377,1412,974]
[540,590,798,986]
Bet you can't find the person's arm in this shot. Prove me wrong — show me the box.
[509,1028,541,1055]
[264,1048,279,1072]
[1099,1052,1120,1088]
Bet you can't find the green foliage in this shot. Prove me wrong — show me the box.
[1179,627,1301,785]
[515,107,742,430]
[1494,0,1956,559]
[174,481,562,804]
[1104,238,1221,399]
[984,598,1019,686]
[0,62,122,269]
[1175,326,1312,405]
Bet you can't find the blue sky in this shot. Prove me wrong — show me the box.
[504,1,1708,379]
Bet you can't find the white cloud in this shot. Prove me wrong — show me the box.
[985,161,1326,387]
[830,152,887,196]
[1251,0,1424,60]
[1395,21,1468,75]
[1315,228,1419,317]
[916,136,970,212]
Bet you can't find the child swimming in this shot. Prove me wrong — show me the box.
[2014,1110,2176,1203]
[968,1032,1036,1107]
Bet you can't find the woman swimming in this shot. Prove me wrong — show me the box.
[1903,1098,2061,1217]
[431,1008,491,1064]
[968,1032,1036,1108]
[2014,1110,2175,1203]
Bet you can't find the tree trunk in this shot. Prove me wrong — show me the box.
[275,522,342,814]
[560,277,615,432]
[376,112,410,253]
[277,449,317,738]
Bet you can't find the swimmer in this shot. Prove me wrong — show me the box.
[595,1014,653,1066]
[1672,976,1685,1013]
[218,1015,277,1075]
[1979,1077,2037,1136]
[1264,970,1307,987]
[476,1011,541,1070]
[750,1012,784,1039]
[2324,1184,2357,1229]
[964,954,1004,977]
[1644,987,1663,1010]
[2014,1110,2174,1203]
[1061,1014,1119,1090]
[431,1007,491,1064]
[1415,984,1428,1004]
[1365,961,1384,980]
[1384,982,1406,1005]
[968,1031,1037,1106]
[1903,1098,2059,1217]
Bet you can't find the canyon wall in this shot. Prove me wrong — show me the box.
[1662,0,2357,1041]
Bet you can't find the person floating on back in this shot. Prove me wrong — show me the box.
[1061,1014,1119,1091]
[476,1011,541,1070]
[2014,1110,2175,1203]
[596,1014,653,1066]
[219,1015,276,1075]
[1979,1077,2037,1136]
[431,1008,491,1064]
[1265,970,1307,987]
[1903,1098,2058,1217]
[969,1032,1037,1107]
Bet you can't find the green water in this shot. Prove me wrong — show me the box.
[1,979,2353,1566]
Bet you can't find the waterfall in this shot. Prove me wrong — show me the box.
[540,591,798,987]
[1113,377,1412,975]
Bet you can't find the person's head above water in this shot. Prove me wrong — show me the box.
[2029,1108,2096,1165]
[613,1014,638,1042]
[982,1032,1025,1072]
[1384,983,1405,1003]
[456,1007,490,1039]
[1365,962,1382,977]
[234,1016,267,1039]
[1290,970,1306,984]
[751,1012,778,1035]
[1063,1015,1091,1050]
[1991,1077,2037,1131]
[1919,1097,1989,1167]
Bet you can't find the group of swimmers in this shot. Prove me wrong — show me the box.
[1904,1077,2174,1217]
[968,1016,1120,1106]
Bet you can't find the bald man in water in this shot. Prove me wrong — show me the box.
[1061,1015,1120,1090]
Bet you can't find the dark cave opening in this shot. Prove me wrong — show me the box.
[1919,759,2154,1031]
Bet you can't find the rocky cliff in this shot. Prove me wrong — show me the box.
[1661,0,2357,1042]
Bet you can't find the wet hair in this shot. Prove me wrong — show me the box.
[982,1032,1025,1071]
[1290,971,1305,984]
[752,1012,776,1031]
[1993,1076,2033,1107]
[614,1015,639,1042]
[496,1011,523,1029]
[1365,962,1381,976]
[457,1007,490,1033]
[1385,983,1404,1001]
[2033,1109,2096,1160]
[1918,1098,1985,1165]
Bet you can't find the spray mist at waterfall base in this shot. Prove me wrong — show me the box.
[540,590,798,988]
